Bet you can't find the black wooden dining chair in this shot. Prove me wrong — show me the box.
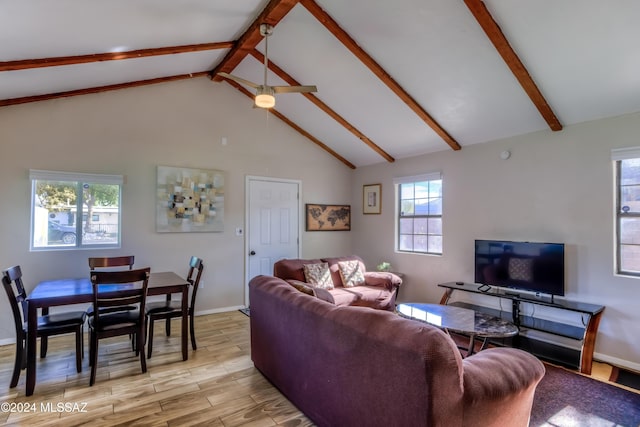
[88,255,135,271]
[2,265,86,388]
[86,255,137,318]
[145,256,203,358]
[88,267,150,386]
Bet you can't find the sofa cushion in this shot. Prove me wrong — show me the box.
[285,279,316,296]
[329,286,395,310]
[303,262,334,290]
[285,279,335,303]
[274,258,324,282]
[364,271,403,292]
[322,255,367,288]
[337,260,365,287]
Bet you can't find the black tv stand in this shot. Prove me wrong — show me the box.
[511,299,520,325]
[438,282,605,374]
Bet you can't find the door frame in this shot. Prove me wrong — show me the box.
[244,175,302,307]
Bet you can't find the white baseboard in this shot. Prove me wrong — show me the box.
[0,338,14,346]
[194,305,246,316]
[594,352,640,373]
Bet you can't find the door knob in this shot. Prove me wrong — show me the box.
[249,250,256,256]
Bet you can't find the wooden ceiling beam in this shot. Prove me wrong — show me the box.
[0,42,233,72]
[250,50,395,163]
[0,72,209,107]
[300,0,461,151]
[464,0,562,131]
[209,0,300,82]
[223,78,356,169]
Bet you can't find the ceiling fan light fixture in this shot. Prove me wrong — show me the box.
[255,93,275,108]
[255,85,276,108]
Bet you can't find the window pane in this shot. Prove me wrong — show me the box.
[621,159,640,186]
[621,185,640,213]
[399,235,413,251]
[428,197,442,215]
[428,235,443,253]
[620,218,640,244]
[415,199,428,215]
[401,200,414,216]
[414,218,428,234]
[620,244,640,273]
[399,218,414,234]
[33,180,79,248]
[414,235,428,252]
[401,183,414,200]
[81,183,120,245]
[429,180,442,198]
[414,182,429,199]
[428,217,442,235]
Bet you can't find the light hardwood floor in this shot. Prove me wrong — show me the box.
[0,311,312,426]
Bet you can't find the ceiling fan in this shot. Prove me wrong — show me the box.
[218,23,317,109]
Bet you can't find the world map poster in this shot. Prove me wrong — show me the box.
[305,204,351,231]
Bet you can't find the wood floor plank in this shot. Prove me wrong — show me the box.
[0,311,312,426]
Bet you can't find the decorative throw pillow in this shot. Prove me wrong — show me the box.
[286,279,316,296]
[338,260,365,288]
[303,263,334,290]
[508,258,533,281]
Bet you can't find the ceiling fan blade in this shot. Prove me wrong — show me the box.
[217,72,259,89]
[272,85,318,94]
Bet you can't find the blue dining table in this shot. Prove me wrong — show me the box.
[26,271,190,396]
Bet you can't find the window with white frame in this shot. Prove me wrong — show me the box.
[613,147,640,276]
[30,170,123,250]
[395,172,443,255]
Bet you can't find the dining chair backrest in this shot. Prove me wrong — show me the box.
[88,255,135,271]
[186,256,204,309]
[2,266,28,333]
[3,265,87,387]
[90,268,150,324]
[144,256,203,358]
[89,267,150,386]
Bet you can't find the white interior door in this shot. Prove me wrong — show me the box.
[245,177,300,306]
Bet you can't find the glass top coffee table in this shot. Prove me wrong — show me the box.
[397,302,518,356]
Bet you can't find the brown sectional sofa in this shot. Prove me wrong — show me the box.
[273,255,402,311]
[249,274,546,427]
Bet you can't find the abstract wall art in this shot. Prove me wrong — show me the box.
[156,165,225,233]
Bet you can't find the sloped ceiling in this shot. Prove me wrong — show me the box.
[2,0,640,168]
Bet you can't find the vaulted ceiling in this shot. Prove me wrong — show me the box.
[2,1,640,168]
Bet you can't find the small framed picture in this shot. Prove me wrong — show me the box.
[363,184,381,214]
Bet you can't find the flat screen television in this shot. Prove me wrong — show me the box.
[474,239,565,296]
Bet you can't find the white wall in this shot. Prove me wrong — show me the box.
[352,112,640,371]
[0,78,353,342]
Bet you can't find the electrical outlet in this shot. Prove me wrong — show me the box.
[235,227,243,236]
